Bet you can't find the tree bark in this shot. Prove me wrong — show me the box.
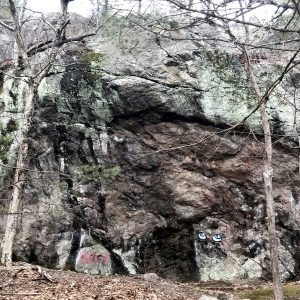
[0,0,73,266]
[246,61,283,300]
[102,0,109,21]
[0,85,37,266]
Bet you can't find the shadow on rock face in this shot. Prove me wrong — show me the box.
[139,225,199,281]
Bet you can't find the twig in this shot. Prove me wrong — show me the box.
[34,266,56,283]
[0,292,41,296]
[0,283,14,290]
[12,268,25,278]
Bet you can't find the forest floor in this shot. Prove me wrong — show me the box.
[0,263,300,300]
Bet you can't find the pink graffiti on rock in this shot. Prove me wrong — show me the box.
[79,251,110,265]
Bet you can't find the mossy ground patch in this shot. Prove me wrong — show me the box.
[241,284,300,300]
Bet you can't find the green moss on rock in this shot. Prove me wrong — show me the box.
[0,121,15,164]
[78,164,121,183]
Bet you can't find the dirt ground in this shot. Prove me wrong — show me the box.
[0,263,230,300]
[0,263,287,300]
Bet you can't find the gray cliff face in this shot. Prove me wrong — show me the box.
[0,18,300,281]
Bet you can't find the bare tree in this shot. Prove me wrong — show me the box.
[0,0,98,266]
[246,52,284,300]
[217,6,299,298]
[90,0,109,26]
[235,5,299,298]
[134,1,300,298]
[137,0,142,14]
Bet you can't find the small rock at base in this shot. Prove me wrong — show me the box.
[198,295,218,300]
[141,273,161,282]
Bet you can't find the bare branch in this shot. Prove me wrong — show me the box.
[0,20,14,31]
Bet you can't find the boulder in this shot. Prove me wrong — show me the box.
[75,245,112,275]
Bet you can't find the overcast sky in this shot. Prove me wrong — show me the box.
[27,0,94,16]
[27,0,276,21]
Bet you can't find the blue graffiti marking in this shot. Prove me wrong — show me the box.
[198,232,207,241]
[212,233,222,242]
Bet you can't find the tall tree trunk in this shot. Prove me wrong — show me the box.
[1,84,37,266]
[247,62,283,300]
[0,0,80,267]
[102,0,109,21]
[60,0,69,40]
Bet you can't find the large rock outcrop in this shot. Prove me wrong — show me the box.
[0,15,300,282]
